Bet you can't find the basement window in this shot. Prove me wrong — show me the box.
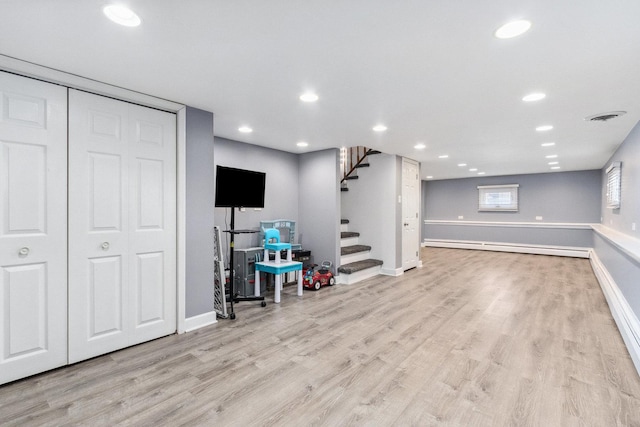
[478,184,519,212]
[606,162,621,209]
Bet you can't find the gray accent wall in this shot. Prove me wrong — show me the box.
[422,170,602,247]
[597,120,640,325]
[213,137,300,251]
[424,170,602,223]
[185,107,215,318]
[298,149,341,271]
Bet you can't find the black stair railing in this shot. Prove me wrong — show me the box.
[340,146,381,183]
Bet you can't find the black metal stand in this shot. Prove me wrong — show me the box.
[225,207,266,320]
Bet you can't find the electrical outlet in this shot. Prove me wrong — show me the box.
[458,215,464,220]
[633,223,637,231]
[535,216,543,221]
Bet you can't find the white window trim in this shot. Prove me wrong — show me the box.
[606,162,621,209]
[477,184,519,212]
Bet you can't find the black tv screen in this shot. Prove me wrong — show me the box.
[215,165,266,208]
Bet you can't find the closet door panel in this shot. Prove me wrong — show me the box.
[0,72,67,385]
[68,90,176,363]
[128,104,176,343]
[68,90,129,363]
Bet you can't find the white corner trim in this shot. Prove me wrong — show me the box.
[423,239,591,258]
[176,107,187,334]
[589,250,640,376]
[381,267,404,276]
[184,311,218,333]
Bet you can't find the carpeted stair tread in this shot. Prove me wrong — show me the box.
[338,259,383,274]
[341,231,360,239]
[341,244,371,256]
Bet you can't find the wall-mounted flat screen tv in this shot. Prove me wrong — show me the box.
[215,165,266,208]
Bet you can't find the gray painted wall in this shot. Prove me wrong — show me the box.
[594,233,640,313]
[298,149,341,271]
[424,224,593,248]
[601,121,640,237]
[341,153,400,271]
[597,120,640,324]
[422,170,602,246]
[423,170,602,223]
[213,137,300,254]
[185,107,215,318]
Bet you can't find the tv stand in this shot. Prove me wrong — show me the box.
[224,208,266,319]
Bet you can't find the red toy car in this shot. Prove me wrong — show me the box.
[303,261,336,290]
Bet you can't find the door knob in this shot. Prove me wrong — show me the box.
[101,242,110,251]
[19,247,30,256]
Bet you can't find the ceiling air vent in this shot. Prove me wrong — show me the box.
[584,111,627,122]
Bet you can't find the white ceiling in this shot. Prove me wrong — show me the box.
[2,1,639,180]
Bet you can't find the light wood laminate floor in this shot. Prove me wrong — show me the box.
[2,248,640,426]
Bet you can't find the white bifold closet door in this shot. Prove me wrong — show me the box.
[68,89,176,363]
[0,72,68,384]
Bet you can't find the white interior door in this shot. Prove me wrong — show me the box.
[68,90,176,363]
[0,72,68,384]
[402,158,420,271]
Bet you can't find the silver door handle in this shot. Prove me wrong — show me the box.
[19,247,30,256]
[101,242,110,251]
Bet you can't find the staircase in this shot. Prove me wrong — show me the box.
[338,220,383,285]
[340,146,381,192]
[338,147,385,284]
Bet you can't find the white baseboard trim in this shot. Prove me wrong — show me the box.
[184,311,218,333]
[381,267,403,276]
[589,250,640,376]
[423,239,591,258]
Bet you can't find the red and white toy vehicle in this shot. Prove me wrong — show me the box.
[303,261,336,290]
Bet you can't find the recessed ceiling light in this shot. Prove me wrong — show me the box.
[426,176,434,179]
[477,172,486,175]
[495,20,532,39]
[299,92,319,103]
[522,92,546,102]
[548,161,559,165]
[536,125,553,132]
[438,154,449,159]
[457,163,467,167]
[469,168,478,172]
[545,154,558,159]
[238,126,253,133]
[103,4,141,27]
[550,166,561,170]
[373,124,387,132]
[297,141,309,148]
[414,143,426,150]
[541,142,556,147]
